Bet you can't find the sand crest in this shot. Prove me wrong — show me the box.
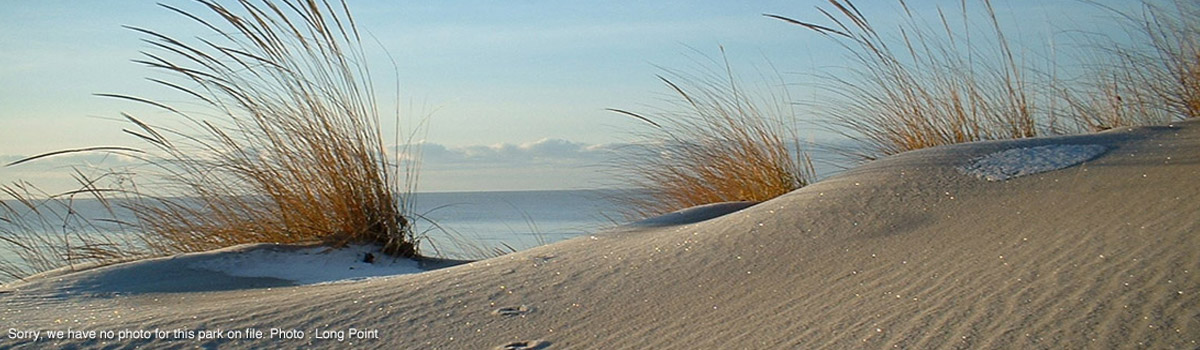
[2,121,1198,349]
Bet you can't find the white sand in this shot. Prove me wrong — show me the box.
[2,121,1198,349]
[188,244,423,285]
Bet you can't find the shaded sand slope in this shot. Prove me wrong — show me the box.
[3,121,1198,349]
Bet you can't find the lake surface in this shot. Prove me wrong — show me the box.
[408,189,623,257]
[0,190,626,274]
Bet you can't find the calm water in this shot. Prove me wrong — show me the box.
[0,190,624,265]
[410,189,622,257]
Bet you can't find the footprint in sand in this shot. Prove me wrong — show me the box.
[492,305,532,317]
[492,306,544,349]
[497,340,549,350]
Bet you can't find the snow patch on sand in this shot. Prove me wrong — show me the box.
[188,244,422,285]
[960,144,1107,181]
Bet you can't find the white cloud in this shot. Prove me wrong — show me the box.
[2,137,852,193]
[395,138,621,166]
[2,139,627,193]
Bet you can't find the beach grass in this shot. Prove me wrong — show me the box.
[609,52,815,218]
[0,0,418,283]
[0,178,145,282]
[769,0,1200,158]
[104,0,418,257]
[1065,0,1200,131]
[767,0,1047,161]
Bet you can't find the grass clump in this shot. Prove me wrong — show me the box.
[609,53,814,218]
[107,0,417,257]
[767,0,1049,161]
[1065,0,1200,131]
[1,0,419,281]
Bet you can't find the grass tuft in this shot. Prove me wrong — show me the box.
[1065,0,1200,131]
[768,0,1047,161]
[105,0,417,257]
[0,0,420,282]
[609,51,815,218]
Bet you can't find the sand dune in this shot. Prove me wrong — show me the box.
[2,121,1198,349]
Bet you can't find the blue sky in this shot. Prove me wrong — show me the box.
[0,0,1143,192]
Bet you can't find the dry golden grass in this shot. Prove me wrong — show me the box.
[609,54,815,218]
[1062,67,1178,132]
[768,0,1046,161]
[1066,0,1200,131]
[107,0,416,257]
[0,0,419,281]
